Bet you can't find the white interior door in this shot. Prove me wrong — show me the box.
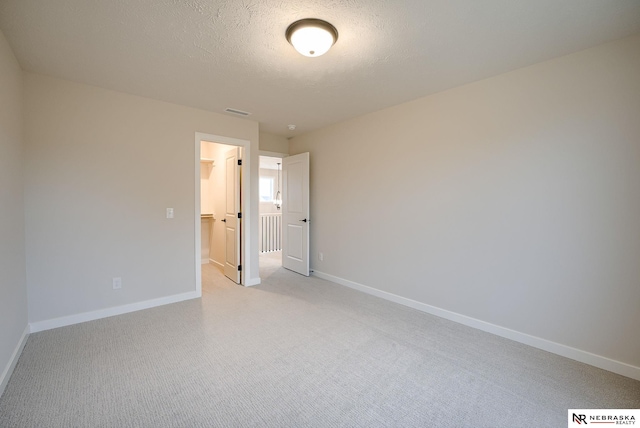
[282,152,309,276]
[224,147,241,283]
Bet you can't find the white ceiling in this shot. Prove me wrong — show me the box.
[1,1,639,137]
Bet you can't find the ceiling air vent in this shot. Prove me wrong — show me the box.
[224,108,251,116]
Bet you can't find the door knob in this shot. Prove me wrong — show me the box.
[221,219,227,222]
[299,219,308,223]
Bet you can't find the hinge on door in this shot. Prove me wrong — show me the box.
[238,212,242,219]
[238,159,242,166]
[238,264,242,271]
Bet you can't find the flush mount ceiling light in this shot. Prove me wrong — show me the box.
[286,18,338,57]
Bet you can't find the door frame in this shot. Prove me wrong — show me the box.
[195,132,252,294]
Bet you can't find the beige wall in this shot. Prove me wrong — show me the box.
[0,30,28,391]
[24,73,259,323]
[200,141,215,216]
[290,34,640,369]
[259,132,289,154]
[200,142,215,262]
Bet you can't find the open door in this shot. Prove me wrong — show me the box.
[282,152,310,276]
[224,147,241,283]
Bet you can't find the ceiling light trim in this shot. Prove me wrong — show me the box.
[286,18,338,57]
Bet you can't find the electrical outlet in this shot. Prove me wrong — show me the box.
[112,277,122,290]
[166,208,174,219]
[319,252,324,261]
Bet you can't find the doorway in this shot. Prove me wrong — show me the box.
[200,141,242,283]
[258,151,310,277]
[195,132,252,294]
[259,155,284,270]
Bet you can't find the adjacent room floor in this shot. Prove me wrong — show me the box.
[1,254,638,427]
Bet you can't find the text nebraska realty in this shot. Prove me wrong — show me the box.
[578,414,636,424]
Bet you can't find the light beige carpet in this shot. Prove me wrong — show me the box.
[1,253,638,427]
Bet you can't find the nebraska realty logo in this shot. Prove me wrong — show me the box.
[569,409,639,425]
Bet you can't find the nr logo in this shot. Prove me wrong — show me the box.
[573,413,587,424]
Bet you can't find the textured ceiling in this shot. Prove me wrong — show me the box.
[1,0,640,136]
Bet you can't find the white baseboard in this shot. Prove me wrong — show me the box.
[201,258,209,264]
[210,259,224,269]
[29,291,200,333]
[312,270,640,381]
[0,325,30,397]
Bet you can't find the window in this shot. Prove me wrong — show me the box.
[260,177,274,202]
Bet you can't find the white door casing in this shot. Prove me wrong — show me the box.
[282,152,310,276]
[224,147,241,283]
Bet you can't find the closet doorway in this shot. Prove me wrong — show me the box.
[196,132,251,292]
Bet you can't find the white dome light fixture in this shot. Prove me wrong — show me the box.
[286,19,338,57]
